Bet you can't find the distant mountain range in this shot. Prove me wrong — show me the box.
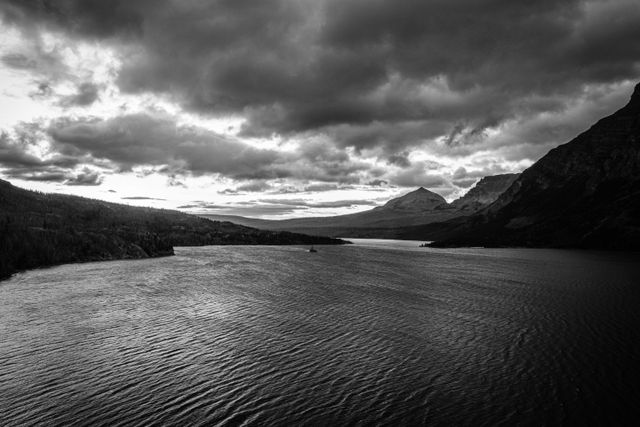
[420,82,640,249]
[203,174,518,237]
[0,180,346,280]
[206,82,640,250]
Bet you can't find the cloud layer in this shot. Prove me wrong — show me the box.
[1,0,639,211]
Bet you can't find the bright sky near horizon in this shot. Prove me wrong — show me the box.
[0,0,639,218]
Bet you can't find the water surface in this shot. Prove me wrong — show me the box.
[1,240,639,425]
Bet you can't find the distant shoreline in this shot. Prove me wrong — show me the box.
[0,178,348,282]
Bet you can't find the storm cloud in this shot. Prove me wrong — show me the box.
[3,0,639,142]
[0,0,639,212]
[0,112,371,186]
[59,82,100,107]
[48,113,283,178]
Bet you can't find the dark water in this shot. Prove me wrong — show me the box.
[1,240,640,426]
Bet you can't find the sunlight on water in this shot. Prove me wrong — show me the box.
[1,241,639,425]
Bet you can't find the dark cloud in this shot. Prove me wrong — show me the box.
[64,168,103,186]
[0,35,70,83]
[2,0,640,193]
[48,113,283,178]
[387,161,446,188]
[60,82,100,107]
[221,182,353,195]
[2,113,369,185]
[236,181,273,193]
[121,196,166,201]
[1,52,36,69]
[0,130,48,168]
[387,152,411,167]
[178,201,307,217]
[303,183,340,192]
[0,127,88,183]
[365,179,388,187]
[15,171,68,182]
[218,181,274,195]
[256,198,378,209]
[0,0,146,39]
[4,1,639,143]
[167,174,186,188]
[179,196,378,217]
[30,81,54,99]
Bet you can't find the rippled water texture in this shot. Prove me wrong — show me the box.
[1,240,640,426]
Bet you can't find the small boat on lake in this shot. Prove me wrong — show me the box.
[309,245,317,253]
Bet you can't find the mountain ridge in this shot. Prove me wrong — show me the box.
[201,174,518,236]
[423,82,640,249]
[451,174,520,211]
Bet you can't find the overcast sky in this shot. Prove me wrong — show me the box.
[0,0,639,218]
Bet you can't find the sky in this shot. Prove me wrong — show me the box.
[0,0,639,218]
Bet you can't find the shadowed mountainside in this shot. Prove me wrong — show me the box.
[450,174,519,212]
[0,179,347,279]
[202,175,518,237]
[416,82,640,249]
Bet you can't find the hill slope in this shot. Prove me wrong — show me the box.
[0,179,347,279]
[423,83,640,249]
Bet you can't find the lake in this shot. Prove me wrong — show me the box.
[1,240,639,426]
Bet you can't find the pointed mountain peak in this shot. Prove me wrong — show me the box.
[401,186,444,199]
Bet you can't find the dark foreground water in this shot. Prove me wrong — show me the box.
[1,240,640,426]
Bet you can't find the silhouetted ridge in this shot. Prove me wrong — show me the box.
[426,82,640,249]
[630,82,640,106]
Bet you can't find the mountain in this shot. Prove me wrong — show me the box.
[422,82,640,249]
[377,187,447,211]
[0,179,347,280]
[450,174,519,212]
[202,177,518,237]
[202,187,457,236]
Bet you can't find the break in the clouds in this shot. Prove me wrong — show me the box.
[0,0,639,217]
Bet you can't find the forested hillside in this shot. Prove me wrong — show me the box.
[0,179,346,279]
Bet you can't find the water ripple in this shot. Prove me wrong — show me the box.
[1,243,640,426]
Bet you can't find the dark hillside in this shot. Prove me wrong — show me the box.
[423,83,640,250]
[0,179,346,280]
